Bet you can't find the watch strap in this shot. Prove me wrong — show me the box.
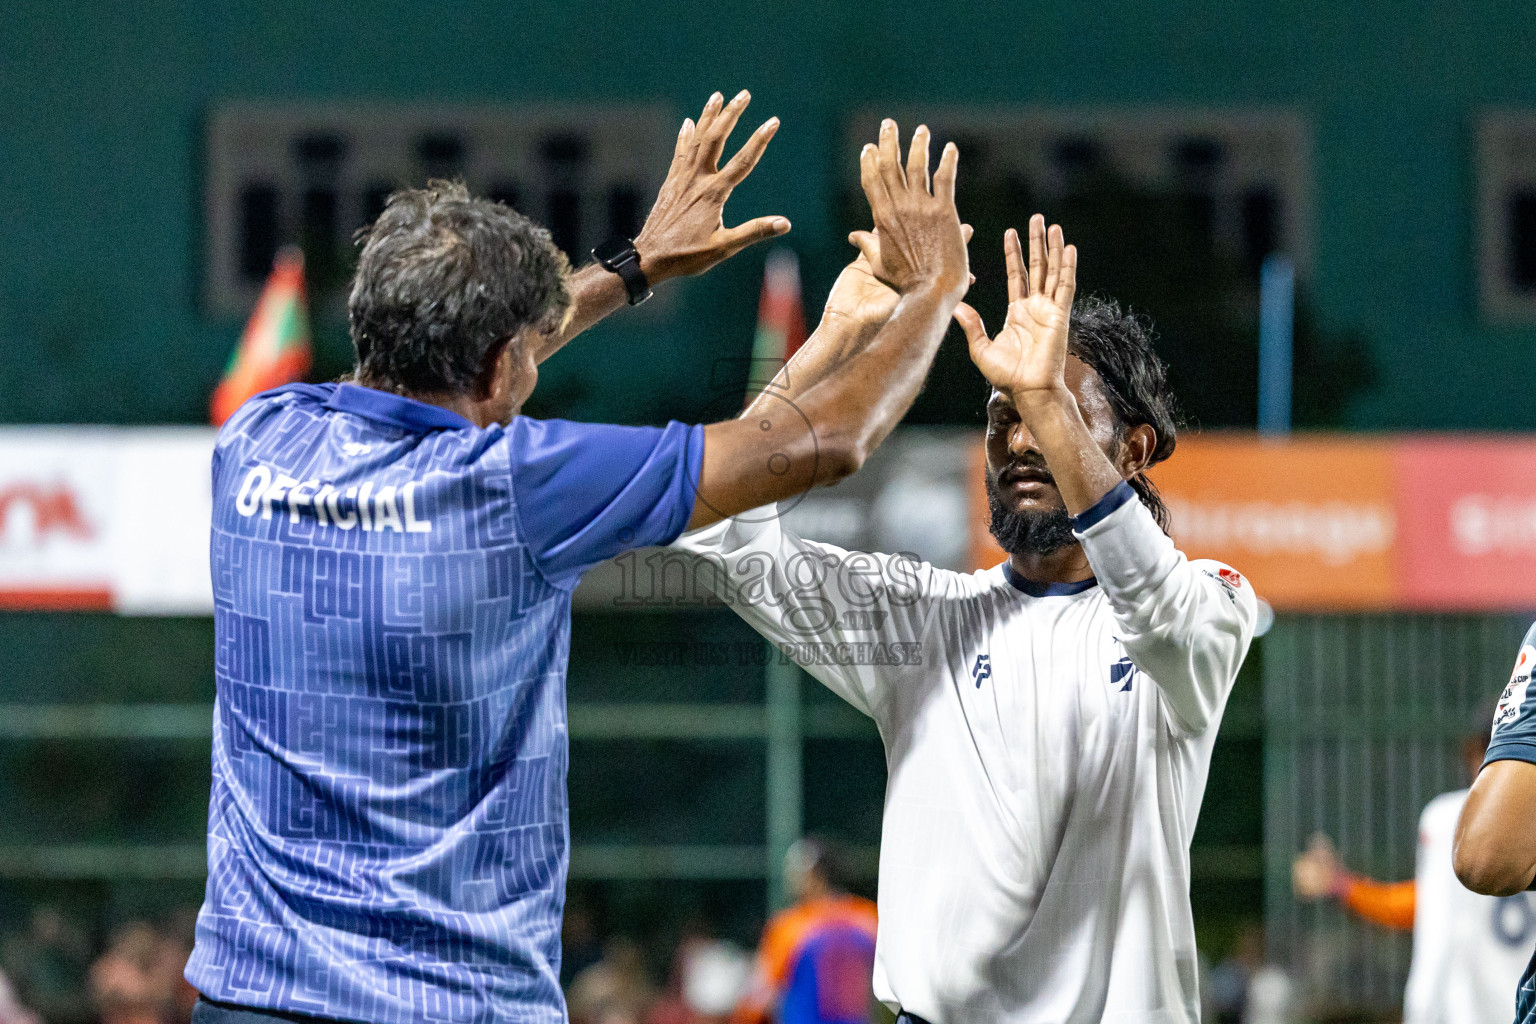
[592,238,653,306]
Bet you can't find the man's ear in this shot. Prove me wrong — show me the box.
[1120,423,1157,480]
[476,338,516,403]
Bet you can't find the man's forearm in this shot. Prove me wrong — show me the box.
[689,284,956,530]
[744,312,883,415]
[1337,876,1416,931]
[1013,393,1124,515]
[794,286,956,468]
[532,263,630,364]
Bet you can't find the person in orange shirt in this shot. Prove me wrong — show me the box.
[1293,732,1536,1024]
[1293,833,1417,931]
[733,839,878,1024]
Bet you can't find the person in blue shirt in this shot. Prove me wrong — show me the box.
[184,92,971,1024]
[1456,622,1536,1024]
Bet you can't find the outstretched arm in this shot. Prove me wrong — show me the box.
[532,89,791,363]
[957,219,1254,734]
[952,217,1117,514]
[689,121,970,530]
[1293,833,1416,930]
[743,255,895,412]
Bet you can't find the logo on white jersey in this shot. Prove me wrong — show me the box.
[972,654,992,687]
[1494,644,1536,731]
[1201,567,1243,605]
[1109,656,1137,692]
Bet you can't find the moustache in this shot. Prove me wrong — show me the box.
[997,455,1056,488]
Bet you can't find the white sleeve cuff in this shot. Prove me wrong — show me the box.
[1073,484,1174,597]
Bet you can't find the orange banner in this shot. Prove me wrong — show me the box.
[1153,436,1398,609]
[971,432,1536,612]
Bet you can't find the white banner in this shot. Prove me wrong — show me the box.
[0,428,216,614]
[0,426,983,616]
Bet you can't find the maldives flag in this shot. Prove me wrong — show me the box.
[210,247,312,426]
[749,248,806,391]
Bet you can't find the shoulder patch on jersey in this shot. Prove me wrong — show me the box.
[1200,568,1241,605]
[1494,644,1536,731]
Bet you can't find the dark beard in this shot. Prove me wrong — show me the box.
[986,472,1077,556]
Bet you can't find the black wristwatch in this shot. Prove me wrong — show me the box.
[591,237,653,306]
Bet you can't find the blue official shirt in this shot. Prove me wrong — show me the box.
[1484,619,1536,1024]
[185,383,703,1024]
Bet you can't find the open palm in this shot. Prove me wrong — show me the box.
[955,215,1078,400]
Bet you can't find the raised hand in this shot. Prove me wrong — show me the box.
[954,215,1078,405]
[824,224,975,332]
[823,250,901,331]
[847,121,968,300]
[691,126,970,529]
[1292,833,1343,900]
[633,90,791,283]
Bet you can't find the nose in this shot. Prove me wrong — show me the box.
[1007,422,1036,458]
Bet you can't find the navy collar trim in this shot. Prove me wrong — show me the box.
[1002,562,1099,598]
[324,383,476,433]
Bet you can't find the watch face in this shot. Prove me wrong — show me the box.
[592,236,635,265]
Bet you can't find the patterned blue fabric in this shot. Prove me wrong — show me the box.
[1483,619,1536,1024]
[185,383,702,1024]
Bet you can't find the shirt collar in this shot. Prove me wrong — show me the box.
[1002,562,1099,598]
[323,382,476,433]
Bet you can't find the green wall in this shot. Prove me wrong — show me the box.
[3,0,1536,428]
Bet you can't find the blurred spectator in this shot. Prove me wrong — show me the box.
[1292,731,1528,1024]
[563,896,606,989]
[647,918,711,1024]
[679,940,751,1023]
[1,906,91,1023]
[1243,965,1299,1024]
[648,918,751,1024]
[89,921,185,1024]
[0,966,39,1024]
[568,937,656,1024]
[1206,923,1298,1024]
[1207,923,1265,1024]
[732,839,877,1024]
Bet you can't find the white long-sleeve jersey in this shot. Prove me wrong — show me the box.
[672,483,1257,1024]
[1403,789,1535,1024]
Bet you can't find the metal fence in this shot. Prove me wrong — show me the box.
[0,663,877,898]
[1263,612,1532,1014]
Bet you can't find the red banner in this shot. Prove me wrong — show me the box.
[1393,438,1536,610]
